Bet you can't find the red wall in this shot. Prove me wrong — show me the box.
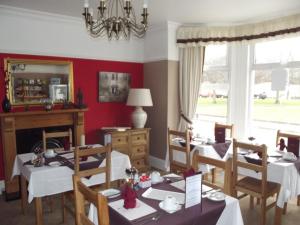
[0,53,144,180]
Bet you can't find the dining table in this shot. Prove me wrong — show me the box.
[166,138,300,224]
[11,144,131,225]
[88,175,244,225]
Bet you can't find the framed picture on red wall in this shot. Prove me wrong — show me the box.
[98,72,131,102]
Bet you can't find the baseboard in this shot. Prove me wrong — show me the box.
[149,155,167,172]
[0,180,5,195]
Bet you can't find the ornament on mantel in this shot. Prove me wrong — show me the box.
[75,88,87,109]
[1,69,11,113]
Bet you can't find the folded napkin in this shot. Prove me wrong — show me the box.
[122,184,137,209]
[277,138,286,151]
[183,168,195,179]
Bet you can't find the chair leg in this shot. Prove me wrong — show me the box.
[283,202,287,215]
[250,196,254,209]
[21,175,28,214]
[62,194,67,223]
[256,198,260,205]
[274,206,282,225]
[211,168,216,183]
[260,198,267,225]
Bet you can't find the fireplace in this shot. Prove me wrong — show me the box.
[16,126,73,154]
[0,109,87,200]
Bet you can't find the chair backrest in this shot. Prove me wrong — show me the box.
[232,139,268,197]
[42,128,72,151]
[214,123,234,143]
[192,154,232,195]
[168,128,191,173]
[73,175,109,225]
[276,130,300,156]
[74,145,111,189]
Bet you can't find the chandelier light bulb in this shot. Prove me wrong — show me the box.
[84,0,89,8]
[143,0,148,8]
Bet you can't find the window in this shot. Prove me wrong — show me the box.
[250,36,300,146]
[193,45,230,138]
[254,37,300,64]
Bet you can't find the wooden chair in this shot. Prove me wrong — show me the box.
[214,122,234,141]
[168,128,191,174]
[211,123,234,183]
[42,128,72,151]
[232,139,280,225]
[192,154,232,195]
[73,174,110,225]
[276,130,300,212]
[63,145,111,224]
[276,130,300,153]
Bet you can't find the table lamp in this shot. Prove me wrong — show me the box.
[126,88,153,128]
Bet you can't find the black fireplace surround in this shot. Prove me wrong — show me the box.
[16,126,74,154]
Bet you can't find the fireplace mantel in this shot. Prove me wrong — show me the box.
[0,108,87,200]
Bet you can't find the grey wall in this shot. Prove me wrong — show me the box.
[144,60,179,160]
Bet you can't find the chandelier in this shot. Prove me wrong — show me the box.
[83,0,149,40]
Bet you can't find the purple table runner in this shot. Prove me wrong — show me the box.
[280,158,300,175]
[294,159,300,174]
[109,181,226,225]
[212,141,231,158]
[179,140,196,150]
[23,152,104,171]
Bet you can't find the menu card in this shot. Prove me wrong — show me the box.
[185,173,202,209]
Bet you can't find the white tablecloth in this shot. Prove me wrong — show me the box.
[12,150,131,203]
[165,139,232,172]
[88,194,244,225]
[166,140,300,208]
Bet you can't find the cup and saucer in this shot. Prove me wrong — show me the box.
[44,149,57,159]
[159,195,181,213]
[150,171,164,184]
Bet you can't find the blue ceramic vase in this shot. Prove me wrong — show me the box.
[2,95,11,112]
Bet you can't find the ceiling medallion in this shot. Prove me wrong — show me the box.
[83,0,149,40]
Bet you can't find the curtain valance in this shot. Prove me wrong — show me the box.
[177,13,300,47]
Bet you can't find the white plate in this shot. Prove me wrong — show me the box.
[159,201,181,214]
[101,189,121,198]
[44,153,57,158]
[283,158,297,162]
[151,177,164,184]
[48,161,61,167]
[207,191,225,202]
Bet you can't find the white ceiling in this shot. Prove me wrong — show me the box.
[1,0,300,25]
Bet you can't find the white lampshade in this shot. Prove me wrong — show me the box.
[126,88,153,107]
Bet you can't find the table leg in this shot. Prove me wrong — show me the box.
[274,206,282,225]
[35,197,43,225]
[20,175,28,214]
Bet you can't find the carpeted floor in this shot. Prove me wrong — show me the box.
[0,193,299,225]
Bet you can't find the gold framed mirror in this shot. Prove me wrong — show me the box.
[4,58,74,106]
